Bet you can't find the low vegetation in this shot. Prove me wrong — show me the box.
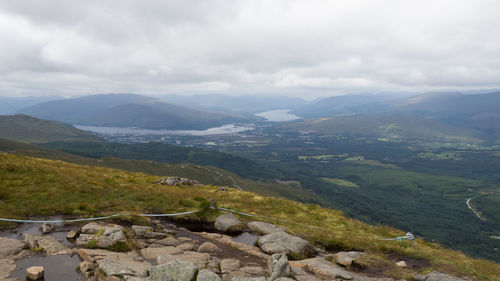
[0,152,498,280]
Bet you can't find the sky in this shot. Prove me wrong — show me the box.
[1,0,500,98]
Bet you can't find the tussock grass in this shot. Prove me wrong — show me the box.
[0,152,498,280]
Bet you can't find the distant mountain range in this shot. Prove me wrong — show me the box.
[159,94,307,115]
[291,91,500,141]
[0,95,62,114]
[17,94,248,130]
[7,91,500,138]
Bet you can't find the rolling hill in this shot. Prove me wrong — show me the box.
[18,93,249,130]
[0,114,101,143]
[291,91,500,142]
[281,115,486,144]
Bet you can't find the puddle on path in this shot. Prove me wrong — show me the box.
[232,232,260,246]
[0,216,78,247]
[9,254,84,281]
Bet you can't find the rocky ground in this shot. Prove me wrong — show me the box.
[0,213,470,281]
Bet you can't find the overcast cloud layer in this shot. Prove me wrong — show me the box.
[1,0,500,98]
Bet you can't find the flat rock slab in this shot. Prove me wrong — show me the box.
[149,260,197,281]
[22,234,70,256]
[157,251,210,269]
[81,222,123,234]
[0,237,25,258]
[78,248,141,263]
[290,257,353,280]
[140,246,182,260]
[415,271,470,281]
[247,222,284,235]
[258,232,309,256]
[151,237,181,247]
[220,259,241,274]
[97,258,150,278]
[197,269,222,281]
[0,259,16,279]
[198,232,269,260]
[331,251,365,266]
[230,277,266,281]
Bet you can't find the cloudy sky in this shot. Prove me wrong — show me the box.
[1,0,500,98]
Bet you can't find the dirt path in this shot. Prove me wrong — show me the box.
[466,198,483,220]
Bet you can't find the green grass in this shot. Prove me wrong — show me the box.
[321,177,359,188]
[344,156,400,169]
[0,152,499,280]
[0,114,101,143]
[0,138,323,205]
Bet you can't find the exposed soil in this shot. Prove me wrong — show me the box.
[386,252,431,271]
[349,258,393,278]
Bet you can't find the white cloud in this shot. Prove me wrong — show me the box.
[0,0,500,97]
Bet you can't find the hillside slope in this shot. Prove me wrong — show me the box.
[18,93,248,130]
[0,153,498,280]
[0,114,101,143]
[282,115,485,144]
[0,138,319,204]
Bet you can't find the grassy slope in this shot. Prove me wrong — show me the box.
[0,152,498,280]
[0,114,101,143]
[0,138,320,205]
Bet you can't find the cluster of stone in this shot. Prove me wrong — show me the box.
[0,215,471,281]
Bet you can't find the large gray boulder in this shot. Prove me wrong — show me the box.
[149,260,197,281]
[268,254,291,281]
[76,222,127,249]
[330,251,364,266]
[257,232,309,256]
[22,234,70,256]
[0,237,25,258]
[214,213,243,233]
[197,269,222,281]
[247,221,284,235]
[159,177,200,186]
